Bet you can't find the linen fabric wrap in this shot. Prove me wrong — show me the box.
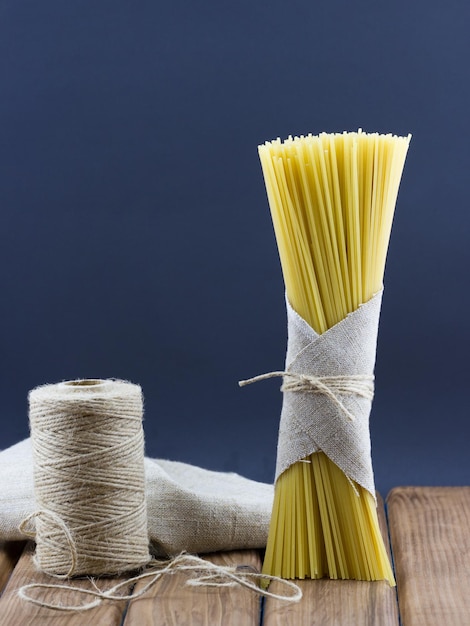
[276,291,383,497]
[0,439,273,556]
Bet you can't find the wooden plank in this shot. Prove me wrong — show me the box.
[263,494,399,626]
[124,550,262,626]
[387,486,470,626]
[0,542,26,595]
[0,541,130,625]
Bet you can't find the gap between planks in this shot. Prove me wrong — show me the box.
[0,541,25,595]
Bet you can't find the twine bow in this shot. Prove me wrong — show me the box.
[239,371,374,422]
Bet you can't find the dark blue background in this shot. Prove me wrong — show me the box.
[1,0,469,494]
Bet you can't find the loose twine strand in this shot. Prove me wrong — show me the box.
[17,552,302,611]
[239,372,374,421]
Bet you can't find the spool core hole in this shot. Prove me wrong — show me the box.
[65,380,103,387]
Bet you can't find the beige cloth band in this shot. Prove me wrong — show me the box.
[275,291,383,496]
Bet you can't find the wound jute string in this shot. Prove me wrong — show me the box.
[25,379,150,577]
[18,378,301,610]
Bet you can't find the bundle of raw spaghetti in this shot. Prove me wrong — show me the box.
[253,130,410,583]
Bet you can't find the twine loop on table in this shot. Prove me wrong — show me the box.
[239,371,374,422]
[19,510,78,579]
[17,552,303,611]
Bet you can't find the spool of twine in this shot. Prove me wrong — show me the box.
[27,379,151,577]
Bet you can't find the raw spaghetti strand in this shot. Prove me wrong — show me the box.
[257,130,410,583]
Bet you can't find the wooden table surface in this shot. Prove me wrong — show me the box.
[0,487,468,625]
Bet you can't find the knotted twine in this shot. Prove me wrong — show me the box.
[27,379,150,577]
[18,553,302,611]
[240,291,383,497]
